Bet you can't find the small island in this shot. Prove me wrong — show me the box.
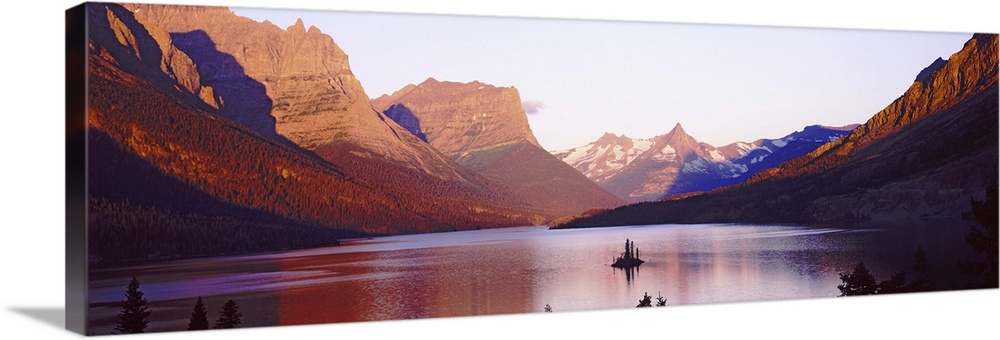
[611,239,644,268]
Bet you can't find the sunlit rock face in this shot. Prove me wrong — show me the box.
[374,79,626,218]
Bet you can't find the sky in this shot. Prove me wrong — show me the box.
[230,8,972,151]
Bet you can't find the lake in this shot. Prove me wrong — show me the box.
[87,220,977,333]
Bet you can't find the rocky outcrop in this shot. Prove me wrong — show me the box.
[372,78,541,156]
[88,4,215,107]
[373,79,625,218]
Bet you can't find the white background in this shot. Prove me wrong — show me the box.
[1,0,998,339]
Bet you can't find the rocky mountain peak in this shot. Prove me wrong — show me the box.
[287,18,306,34]
[371,79,541,157]
[662,122,698,146]
[596,132,625,143]
[915,57,948,83]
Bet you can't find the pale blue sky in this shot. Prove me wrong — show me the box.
[232,7,971,150]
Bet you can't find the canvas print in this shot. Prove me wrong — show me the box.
[66,1,998,335]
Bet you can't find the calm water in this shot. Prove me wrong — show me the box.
[88,220,977,333]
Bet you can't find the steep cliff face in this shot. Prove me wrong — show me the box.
[560,34,999,227]
[372,78,541,155]
[374,79,625,218]
[122,4,469,180]
[89,4,216,108]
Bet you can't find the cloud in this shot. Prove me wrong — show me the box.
[522,100,546,115]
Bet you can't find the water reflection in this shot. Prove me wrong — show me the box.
[615,266,639,284]
[88,220,977,333]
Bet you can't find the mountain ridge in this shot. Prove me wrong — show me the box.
[552,122,858,201]
[558,33,998,228]
[372,78,626,219]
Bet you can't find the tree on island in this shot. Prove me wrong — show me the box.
[960,180,998,289]
[214,300,243,329]
[114,276,151,334]
[636,292,653,307]
[187,296,209,330]
[612,239,645,268]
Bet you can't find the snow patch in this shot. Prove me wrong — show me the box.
[557,146,590,165]
[709,150,725,161]
[652,145,677,162]
[682,159,707,173]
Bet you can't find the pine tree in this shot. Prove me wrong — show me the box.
[114,276,151,334]
[655,292,667,306]
[960,181,998,288]
[837,262,878,296]
[636,292,653,307]
[187,296,209,330]
[905,246,934,292]
[214,300,243,329]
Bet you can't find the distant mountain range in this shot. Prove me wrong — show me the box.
[560,33,998,227]
[552,123,857,202]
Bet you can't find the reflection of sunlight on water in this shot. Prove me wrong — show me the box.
[89,220,971,332]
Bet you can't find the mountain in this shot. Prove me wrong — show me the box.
[559,33,998,227]
[85,4,555,260]
[122,4,480,182]
[372,78,626,219]
[552,123,856,202]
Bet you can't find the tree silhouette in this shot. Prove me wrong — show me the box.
[904,246,934,292]
[655,292,667,307]
[214,300,243,329]
[876,271,908,294]
[187,296,209,330]
[543,304,552,313]
[960,180,998,289]
[114,276,151,334]
[837,263,878,296]
[636,292,653,307]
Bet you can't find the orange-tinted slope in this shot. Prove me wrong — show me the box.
[373,79,626,219]
[86,4,547,259]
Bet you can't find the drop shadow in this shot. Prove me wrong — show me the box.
[9,307,65,330]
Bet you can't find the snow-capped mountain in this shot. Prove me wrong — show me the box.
[552,123,858,202]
